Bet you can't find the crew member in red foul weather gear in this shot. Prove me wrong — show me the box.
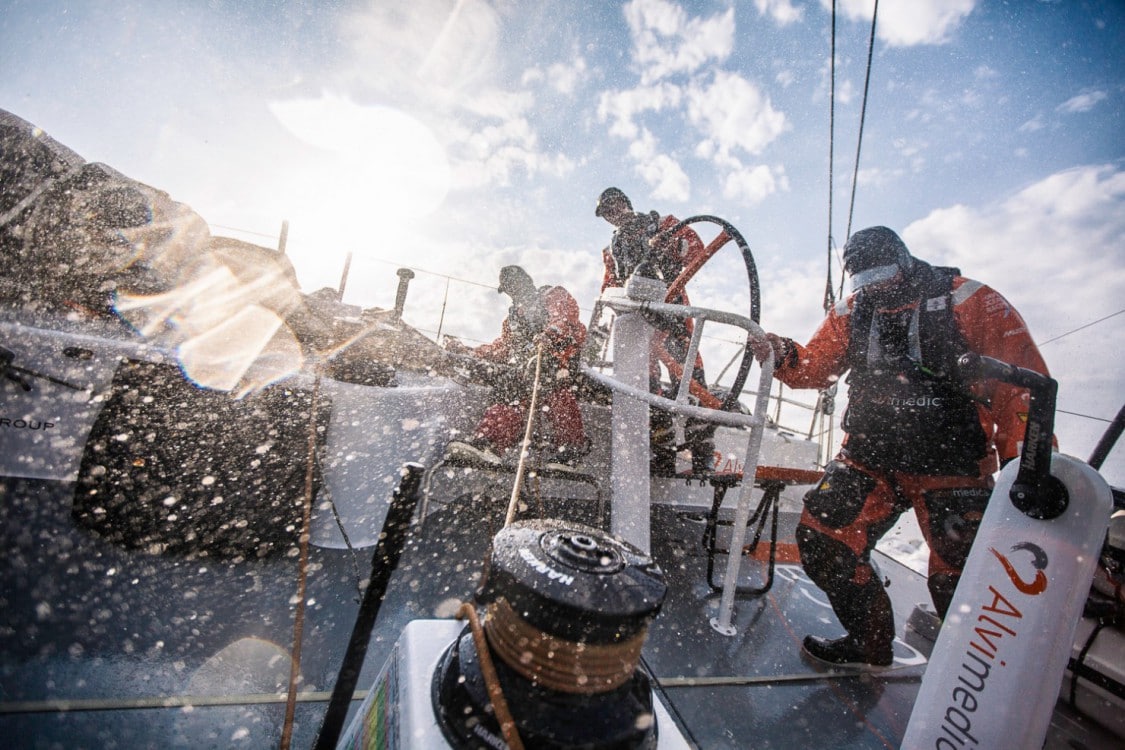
[752,225,1052,668]
[443,265,587,469]
[595,187,715,475]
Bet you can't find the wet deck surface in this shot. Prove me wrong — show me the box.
[2,477,1118,749]
[642,504,929,749]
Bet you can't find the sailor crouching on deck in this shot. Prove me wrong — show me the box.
[751,226,1052,668]
[443,265,588,469]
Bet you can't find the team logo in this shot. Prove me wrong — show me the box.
[989,541,1048,595]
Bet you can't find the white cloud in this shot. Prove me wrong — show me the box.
[1057,90,1108,114]
[448,115,575,188]
[723,163,788,204]
[623,0,734,84]
[892,136,926,161]
[547,57,589,95]
[340,0,501,103]
[334,0,570,194]
[596,83,683,139]
[628,128,691,201]
[686,71,789,160]
[815,53,855,105]
[639,154,692,202]
[458,88,535,121]
[903,164,1125,475]
[757,258,836,334]
[755,0,804,26]
[905,164,1125,319]
[551,5,788,217]
[523,57,590,96]
[854,165,905,187]
[831,0,976,47]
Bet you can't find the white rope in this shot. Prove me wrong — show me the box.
[504,342,545,527]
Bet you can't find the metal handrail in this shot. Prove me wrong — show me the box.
[581,292,775,636]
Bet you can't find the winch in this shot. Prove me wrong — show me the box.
[432,519,668,749]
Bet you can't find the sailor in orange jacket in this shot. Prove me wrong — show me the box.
[595,187,714,474]
[445,265,587,467]
[753,226,1052,668]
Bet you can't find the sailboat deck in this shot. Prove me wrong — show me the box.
[1,476,1119,748]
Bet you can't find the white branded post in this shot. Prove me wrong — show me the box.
[901,454,1112,749]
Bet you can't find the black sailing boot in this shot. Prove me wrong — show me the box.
[801,634,893,668]
[802,570,896,668]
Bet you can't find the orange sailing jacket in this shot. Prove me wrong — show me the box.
[774,274,1051,473]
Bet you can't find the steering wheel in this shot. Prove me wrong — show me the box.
[648,215,760,413]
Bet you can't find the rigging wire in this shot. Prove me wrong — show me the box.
[845,0,880,243]
[1036,308,1125,426]
[1037,308,1125,347]
[1056,408,1115,425]
[824,0,837,313]
[836,0,880,302]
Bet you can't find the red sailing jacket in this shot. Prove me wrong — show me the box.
[599,214,709,388]
[600,214,705,292]
[472,285,586,371]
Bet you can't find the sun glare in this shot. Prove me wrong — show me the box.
[265,94,451,291]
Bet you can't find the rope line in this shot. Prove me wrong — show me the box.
[504,342,545,527]
[458,602,525,750]
[280,372,322,750]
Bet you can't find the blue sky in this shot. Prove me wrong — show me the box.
[2,0,1123,482]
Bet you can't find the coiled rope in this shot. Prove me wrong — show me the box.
[483,598,647,694]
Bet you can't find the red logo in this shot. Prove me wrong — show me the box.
[989,542,1048,595]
